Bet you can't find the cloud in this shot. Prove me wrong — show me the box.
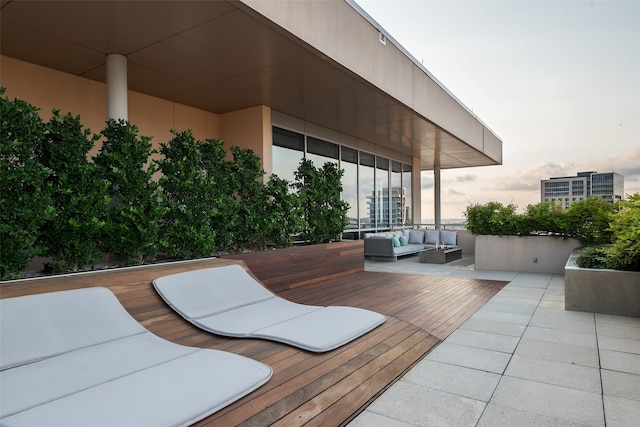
[493,161,575,192]
[578,146,640,178]
[422,175,434,189]
[455,174,477,182]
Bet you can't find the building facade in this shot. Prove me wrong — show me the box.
[1,0,502,234]
[541,171,624,208]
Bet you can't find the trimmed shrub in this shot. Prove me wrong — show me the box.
[607,194,640,271]
[38,110,109,272]
[293,159,349,244]
[94,119,165,265]
[0,89,53,279]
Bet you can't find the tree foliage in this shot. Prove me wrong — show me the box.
[293,159,349,244]
[0,89,53,279]
[94,119,164,265]
[38,110,108,272]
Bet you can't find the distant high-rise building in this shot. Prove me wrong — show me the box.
[540,171,624,208]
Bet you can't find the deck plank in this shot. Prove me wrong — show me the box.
[1,257,506,426]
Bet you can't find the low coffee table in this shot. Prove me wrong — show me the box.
[419,247,462,264]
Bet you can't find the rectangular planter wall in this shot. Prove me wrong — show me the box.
[475,235,581,274]
[565,251,640,317]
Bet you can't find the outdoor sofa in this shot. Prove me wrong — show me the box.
[364,229,458,261]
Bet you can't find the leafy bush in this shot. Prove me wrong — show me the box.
[156,130,221,260]
[575,245,614,269]
[264,174,302,248]
[607,194,640,271]
[293,159,349,244]
[38,110,109,272]
[465,198,615,244]
[565,197,614,245]
[0,89,53,279]
[464,202,521,235]
[94,119,165,265]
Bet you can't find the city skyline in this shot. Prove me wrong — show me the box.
[356,0,640,221]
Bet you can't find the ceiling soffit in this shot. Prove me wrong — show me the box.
[0,0,499,170]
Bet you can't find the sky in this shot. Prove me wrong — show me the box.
[356,0,640,221]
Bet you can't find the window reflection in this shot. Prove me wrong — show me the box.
[271,127,412,232]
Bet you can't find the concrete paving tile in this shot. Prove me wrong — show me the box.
[347,411,414,427]
[523,325,597,347]
[541,289,564,302]
[489,295,540,308]
[604,395,640,427]
[402,359,501,402]
[491,376,604,426]
[471,309,533,325]
[600,349,640,375]
[601,369,640,401]
[426,342,512,374]
[478,403,588,427]
[596,320,640,341]
[509,273,553,285]
[596,313,640,329]
[530,309,596,334]
[365,381,486,427]
[599,335,640,355]
[459,318,527,337]
[538,299,565,310]
[445,329,520,353]
[480,301,537,315]
[495,287,545,300]
[504,354,601,393]
[515,337,600,368]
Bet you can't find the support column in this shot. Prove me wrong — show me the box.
[434,164,441,229]
[106,54,128,121]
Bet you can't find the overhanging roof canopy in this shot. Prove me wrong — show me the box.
[0,0,502,171]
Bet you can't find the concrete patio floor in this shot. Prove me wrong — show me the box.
[350,255,640,426]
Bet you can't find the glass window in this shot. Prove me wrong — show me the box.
[390,161,403,226]
[403,164,412,225]
[375,156,389,228]
[341,147,358,229]
[307,137,339,166]
[359,152,375,229]
[272,127,303,183]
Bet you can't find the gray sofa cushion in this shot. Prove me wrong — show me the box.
[424,229,440,244]
[440,230,458,246]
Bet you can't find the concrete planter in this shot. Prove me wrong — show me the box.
[474,235,581,274]
[565,251,640,317]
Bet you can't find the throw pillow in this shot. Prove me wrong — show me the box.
[399,236,408,246]
[392,236,400,247]
[425,229,439,244]
[440,230,457,246]
[402,229,411,238]
[409,230,424,244]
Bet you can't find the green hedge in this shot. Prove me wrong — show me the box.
[0,90,349,279]
[465,197,639,272]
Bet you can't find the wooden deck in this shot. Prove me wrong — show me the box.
[1,255,506,426]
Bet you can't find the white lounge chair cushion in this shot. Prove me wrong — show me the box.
[0,288,272,427]
[153,264,386,352]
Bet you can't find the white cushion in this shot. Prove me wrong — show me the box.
[154,265,386,352]
[0,287,273,426]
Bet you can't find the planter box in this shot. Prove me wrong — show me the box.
[222,240,364,292]
[565,251,640,317]
[475,235,581,274]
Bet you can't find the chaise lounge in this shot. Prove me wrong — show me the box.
[0,287,272,427]
[153,264,386,352]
